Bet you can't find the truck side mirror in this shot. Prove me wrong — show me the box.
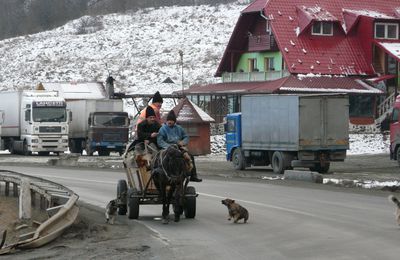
[25,109,31,123]
[88,117,92,126]
[68,110,72,122]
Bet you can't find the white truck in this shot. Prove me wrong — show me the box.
[0,91,69,155]
[0,110,4,150]
[67,99,129,156]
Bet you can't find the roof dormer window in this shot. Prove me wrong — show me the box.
[375,23,399,39]
[311,21,333,36]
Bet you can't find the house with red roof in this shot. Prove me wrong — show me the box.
[183,0,400,129]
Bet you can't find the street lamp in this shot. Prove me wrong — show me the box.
[179,50,184,95]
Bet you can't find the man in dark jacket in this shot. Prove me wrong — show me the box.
[135,106,161,154]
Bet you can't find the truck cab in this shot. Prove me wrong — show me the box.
[86,112,129,156]
[390,95,400,163]
[20,92,69,155]
[225,113,242,162]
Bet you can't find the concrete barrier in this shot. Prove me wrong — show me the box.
[283,170,323,183]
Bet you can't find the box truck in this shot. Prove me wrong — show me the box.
[226,94,349,174]
[0,91,69,155]
[67,99,129,156]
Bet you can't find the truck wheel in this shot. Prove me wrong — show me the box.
[8,139,15,154]
[86,142,94,156]
[184,186,196,219]
[117,180,127,215]
[127,188,140,219]
[272,151,285,174]
[22,141,30,156]
[232,148,245,170]
[70,140,83,154]
[310,163,330,173]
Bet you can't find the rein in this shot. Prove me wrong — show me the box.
[153,145,185,183]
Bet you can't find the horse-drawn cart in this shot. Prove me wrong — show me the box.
[116,142,197,221]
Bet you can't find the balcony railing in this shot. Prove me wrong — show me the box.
[248,34,278,52]
[222,70,290,83]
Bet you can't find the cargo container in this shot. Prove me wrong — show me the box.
[226,94,349,174]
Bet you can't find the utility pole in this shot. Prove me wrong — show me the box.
[179,50,184,95]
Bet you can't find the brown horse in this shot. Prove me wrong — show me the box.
[151,144,192,224]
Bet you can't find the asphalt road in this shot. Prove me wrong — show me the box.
[2,160,400,260]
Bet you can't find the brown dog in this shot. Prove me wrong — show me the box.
[221,198,249,223]
[388,195,400,225]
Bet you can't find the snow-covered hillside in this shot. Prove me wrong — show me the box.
[0,3,245,93]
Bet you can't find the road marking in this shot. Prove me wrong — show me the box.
[19,173,115,185]
[198,192,320,218]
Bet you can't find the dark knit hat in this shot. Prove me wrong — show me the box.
[152,91,163,103]
[166,110,177,122]
[145,106,156,118]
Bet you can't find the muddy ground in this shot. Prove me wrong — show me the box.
[1,202,176,260]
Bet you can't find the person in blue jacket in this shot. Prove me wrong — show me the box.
[157,110,202,182]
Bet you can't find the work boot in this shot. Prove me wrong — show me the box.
[190,174,202,182]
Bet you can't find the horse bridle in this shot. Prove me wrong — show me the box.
[156,146,186,183]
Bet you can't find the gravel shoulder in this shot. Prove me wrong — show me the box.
[1,201,176,260]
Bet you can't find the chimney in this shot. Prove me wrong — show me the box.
[105,76,115,99]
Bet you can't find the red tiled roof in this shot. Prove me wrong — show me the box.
[216,0,400,77]
[184,76,382,95]
[184,77,287,94]
[242,0,269,14]
[279,75,382,94]
[296,5,340,34]
[264,0,400,75]
[375,41,400,62]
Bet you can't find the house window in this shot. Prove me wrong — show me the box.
[264,57,275,71]
[375,23,399,39]
[312,21,333,36]
[266,19,271,35]
[349,95,374,117]
[391,108,399,122]
[282,57,287,70]
[248,58,257,72]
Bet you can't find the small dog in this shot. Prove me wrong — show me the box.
[388,195,400,225]
[221,198,249,223]
[105,199,118,224]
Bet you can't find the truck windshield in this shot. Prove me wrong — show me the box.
[32,107,67,122]
[94,115,128,127]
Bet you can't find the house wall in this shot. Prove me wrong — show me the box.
[236,51,283,72]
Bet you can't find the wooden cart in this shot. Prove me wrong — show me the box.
[116,142,197,219]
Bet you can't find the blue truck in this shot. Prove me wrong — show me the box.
[226,94,349,174]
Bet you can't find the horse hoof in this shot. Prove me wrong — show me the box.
[162,218,169,224]
[174,216,180,222]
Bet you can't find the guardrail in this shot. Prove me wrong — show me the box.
[0,170,79,254]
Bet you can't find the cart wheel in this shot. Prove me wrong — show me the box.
[184,186,196,219]
[117,180,127,215]
[127,188,140,219]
